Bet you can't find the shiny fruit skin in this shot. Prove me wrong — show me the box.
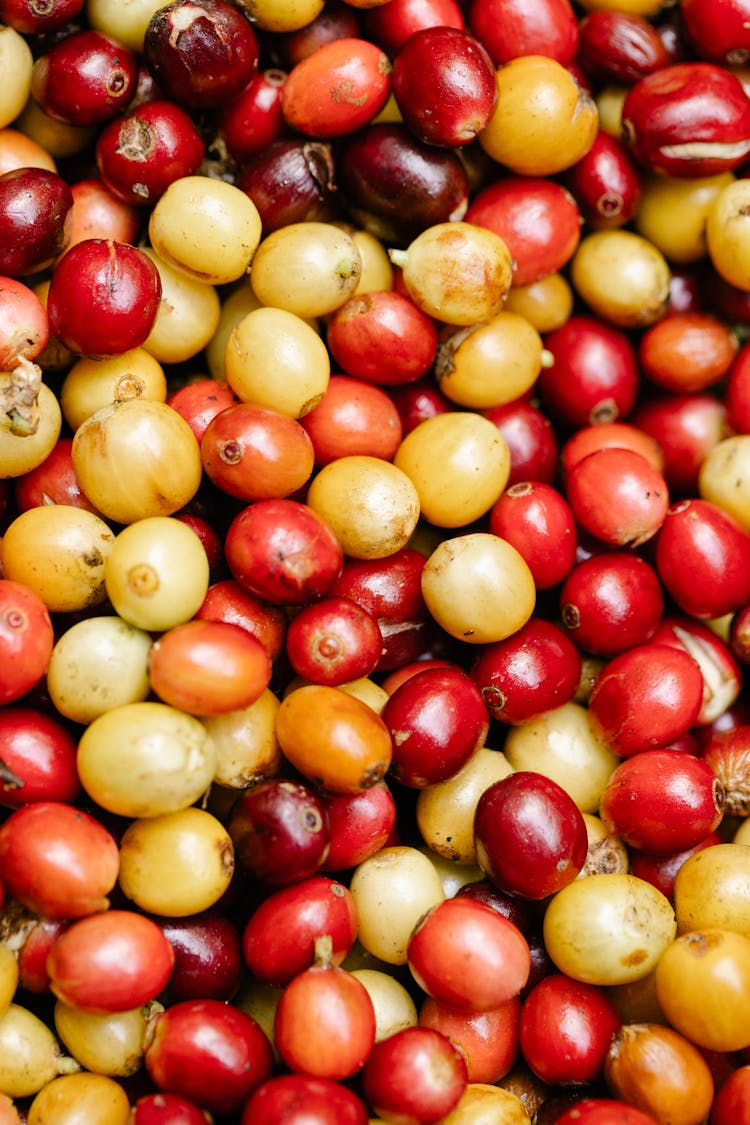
[273,958,376,1079]
[145,998,273,1117]
[242,875,358,987]
[0,800,118,918]
[224,499,343,606]
[381,666,489,788]
[475,772,588,899]
[599,750,725,854]
[241,1075,368,1125]
[407,896,531,1010]
[519,973,622,1085]
[0,579,54,705]
[47,909,175,1012]
[275,684,393,793]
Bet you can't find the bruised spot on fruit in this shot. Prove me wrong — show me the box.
[621,947,648,967]
[115,118,155,163]
[684,931,722,955]
[331,80,367,107]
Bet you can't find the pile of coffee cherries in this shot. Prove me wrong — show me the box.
[3,0,750,1121]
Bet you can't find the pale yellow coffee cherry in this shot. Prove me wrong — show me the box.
[421,533,536,643]
[307,455,420,559]
[149,176,262,285]
[250,222,362,318]
[0,27,32,129]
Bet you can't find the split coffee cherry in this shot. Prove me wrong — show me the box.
[96,99,205,207]
[587,643,704,756]
[144,0,260,109]
[47,239,162,357]
[622,62,750,177]
[474,772,588,899]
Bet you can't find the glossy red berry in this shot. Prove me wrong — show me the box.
[474,772,588,899]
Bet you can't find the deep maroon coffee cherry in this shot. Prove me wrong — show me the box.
[474,772,589,900]
[228,779,330,886]
[31,29,138,126]
[577,10,669,85]
[381,665,489,788]
[144,0,260,109]
[599,750,725,854]
[0,168,73,277]
[622,62,750,176]
[336,123,470,245]
[237,139,335,233]
[47,239,162,356]
[587,642,704,756]
[96,99,205,207]
[391,26,497,147]
[154,911,243,1003]
[470,618,582,724]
